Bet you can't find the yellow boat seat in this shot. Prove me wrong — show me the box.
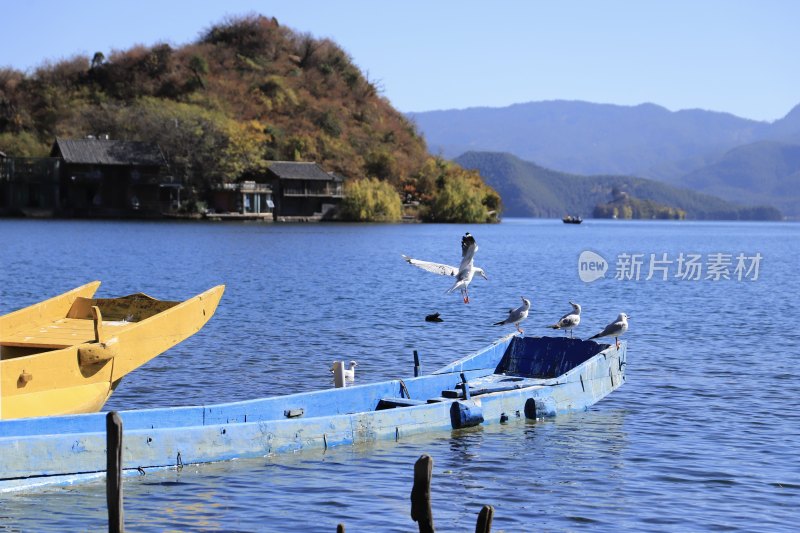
[0,318,97,349]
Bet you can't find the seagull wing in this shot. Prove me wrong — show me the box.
[505,305,525,323]
[402,255,458,277]
[558,312,580,328]
[458,234,478,273]
[591,320,625,339]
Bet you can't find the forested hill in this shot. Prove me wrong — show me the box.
[455,152,782,220]
[0,15,499,222]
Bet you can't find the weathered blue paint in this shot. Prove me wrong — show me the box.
[0,334,627,492]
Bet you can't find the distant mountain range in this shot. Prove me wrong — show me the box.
[453,152,782,221]
[410,100,800,218]
[677,141,800,214]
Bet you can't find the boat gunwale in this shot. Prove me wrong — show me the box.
[0,337,623,438]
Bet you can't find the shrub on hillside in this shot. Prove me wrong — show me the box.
[339,177,402,222]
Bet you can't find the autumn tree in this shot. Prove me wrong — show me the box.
[415,157,500,223]
[79,97,267,190]
[188,55,209,89]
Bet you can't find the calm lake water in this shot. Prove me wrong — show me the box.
[1,218,799,532]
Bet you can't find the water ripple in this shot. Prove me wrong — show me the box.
[1,219,799,532]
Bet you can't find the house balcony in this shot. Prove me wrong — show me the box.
[221,181,272,194]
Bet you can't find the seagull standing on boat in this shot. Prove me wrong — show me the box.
[402,232,487,303]
[493,297,531,333]
[547,301,581,337]
[588,313,630,349]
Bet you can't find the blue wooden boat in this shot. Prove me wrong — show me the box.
[0,334,626,492]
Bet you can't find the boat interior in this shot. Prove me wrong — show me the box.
[0,294,178,361]
[377,336,608,409]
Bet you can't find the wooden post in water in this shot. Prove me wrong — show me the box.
[475,505,494,533]
[333,361,347,388]
[107,411,124,533]
[336,524,345,533]
[413,350,420,377]
[410,454,434,533]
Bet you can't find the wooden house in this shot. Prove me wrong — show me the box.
[209,180,274,220]
[51,137,177,217]
[267,161,344,220]
[0,156,61,217]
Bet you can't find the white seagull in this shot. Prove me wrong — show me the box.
[402,232,487,303]
[493,297,531,333]
[547,301,581,338]
[588,313,630,349]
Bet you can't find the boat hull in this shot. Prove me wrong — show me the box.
[0,335,626,491]
[1,283,225,420]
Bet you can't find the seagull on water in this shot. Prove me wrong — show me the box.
[547,301,581,337]
[425,312,444,322]
[493,296,531,334]
[402,232,487,303]
[588,313,630,349]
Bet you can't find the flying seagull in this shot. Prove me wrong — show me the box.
[493,296,531,333]
[402,232,487,303]
[547,301,581,337]
[588,313,630,349]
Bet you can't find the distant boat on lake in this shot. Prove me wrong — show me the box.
[562,215,583,224]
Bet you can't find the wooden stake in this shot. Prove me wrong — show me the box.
[475,505,494,533]
[107,411,123,533]
[332,361,347,388]
[410,454,434,533]
[92,305,105,343]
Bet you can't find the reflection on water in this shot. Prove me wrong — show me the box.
[1,219,799,532]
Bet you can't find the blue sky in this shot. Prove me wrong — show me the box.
[1,0,797,121]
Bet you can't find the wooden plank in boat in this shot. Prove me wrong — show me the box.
[0,318,96,348]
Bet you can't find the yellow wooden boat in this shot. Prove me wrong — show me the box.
[0,282,224,420]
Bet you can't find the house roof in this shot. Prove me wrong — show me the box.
[267,161,335,181]
[51,138,166,166]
